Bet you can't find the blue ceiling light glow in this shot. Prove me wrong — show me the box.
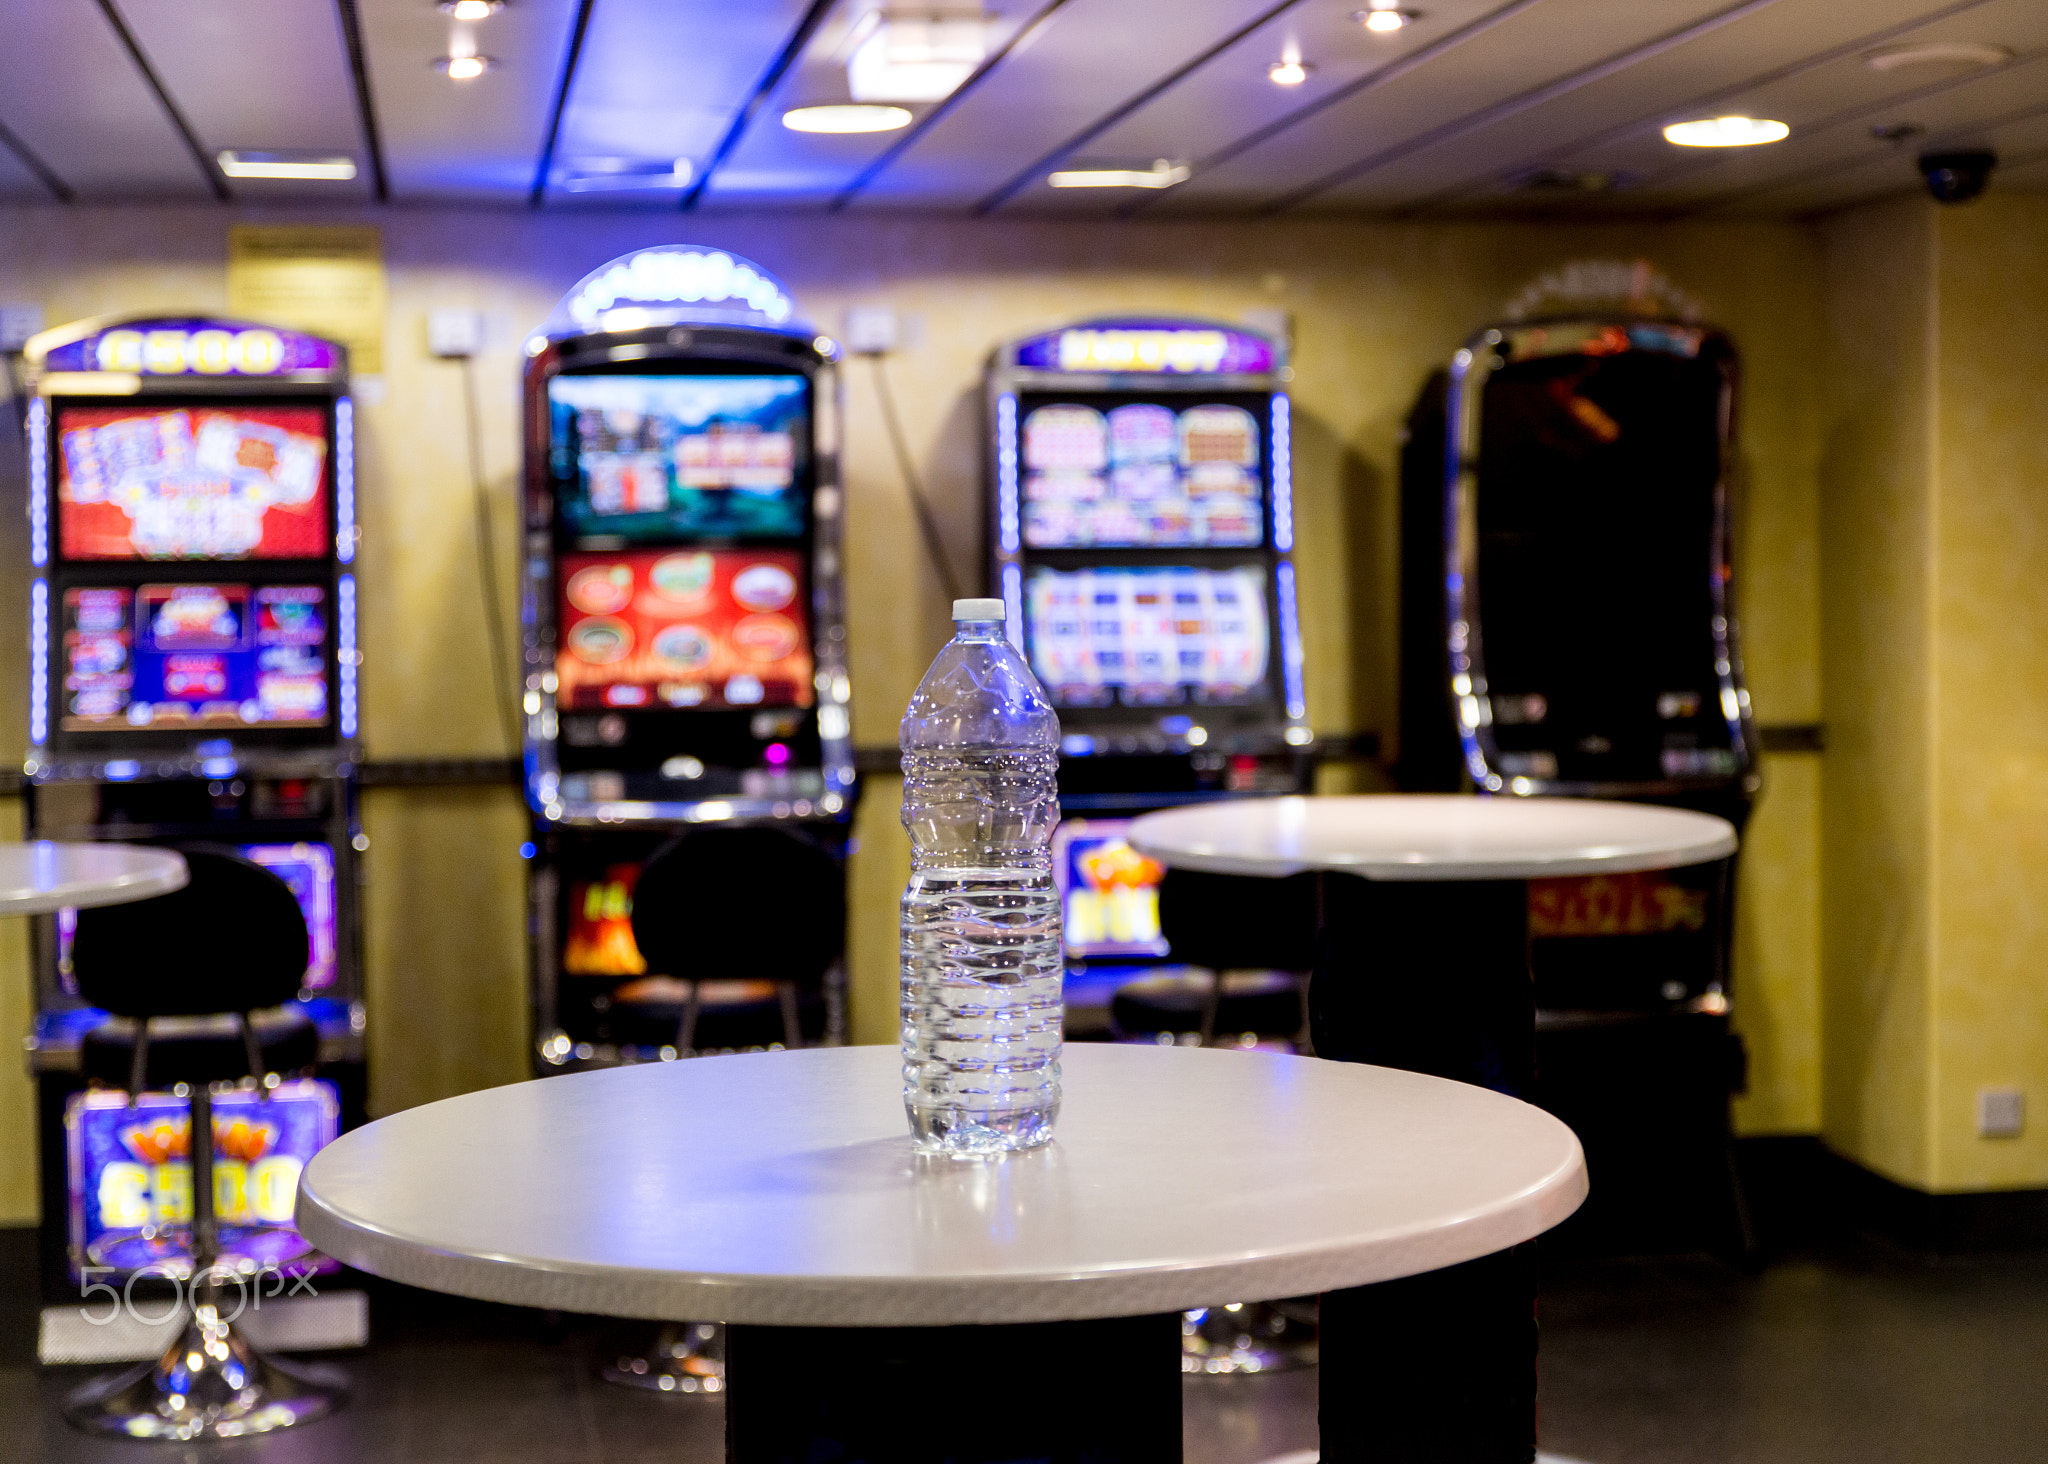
[1271,393,1294,552]
[543,247,800,338]
[28,399,47,568]
[338,574,359,741]
[28,577,47,747]
[335,397,356,565]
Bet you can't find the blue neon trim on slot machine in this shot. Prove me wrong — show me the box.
[335,397,355,565]
[27,399,47,568]
[1277,562,1306,722]
[338,573,358,739]
[28,578,47,746]
[1271,393,1294,552]
[1003,561,1024,652]
[996,392,1020,557]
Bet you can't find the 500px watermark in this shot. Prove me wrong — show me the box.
[78,1262,320,1325]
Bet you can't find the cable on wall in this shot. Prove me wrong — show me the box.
[866,354,966,607]
[459,353,524,755]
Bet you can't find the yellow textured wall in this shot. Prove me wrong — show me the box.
[0,205,1831,1221]
[1929,196,2048,1190]
[1817,198,1938,1186]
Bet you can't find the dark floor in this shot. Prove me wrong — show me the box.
[7,1229,2048,1463]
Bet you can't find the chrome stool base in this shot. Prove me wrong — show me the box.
[65,1298,345,1440]
[1182,1299,1317,1375]
[601,1321,726,1394]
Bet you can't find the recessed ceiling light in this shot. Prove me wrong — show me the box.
[1663,115,1789,147]
[1864,41,2011,73]
[848,13,987,103]
[440,0,503,17]
[435,55,495,80]
[782,104,913,134]
[1047,160,1190,189]
[217,149,358,180]
[555,158,695,192]
[1269,59,1312,86]
[1355,6,1416,32]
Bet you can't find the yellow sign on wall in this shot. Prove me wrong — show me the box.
[226,224,386,374]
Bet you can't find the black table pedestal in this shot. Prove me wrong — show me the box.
[1310,874,1539,1464]
[725,1312,1183,1464]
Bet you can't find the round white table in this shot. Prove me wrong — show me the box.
[298,1043,1586,1461]
[1129,793,1738,1458]
[0,841,187,916]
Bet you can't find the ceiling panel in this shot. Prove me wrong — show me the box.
[547,0,813,207]
[1475,0,2048,213]
[1306,0,1985,209]
[842,0,1301,211]
[120,0,371,203]
[0,131,60,203]
[359,0,581,201]
[703,1,1043,210]
[997,0,1516,215]
[0,2,210,200]
[1136,0,1751,215]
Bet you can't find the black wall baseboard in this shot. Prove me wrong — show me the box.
[1737,1135,2048,1255]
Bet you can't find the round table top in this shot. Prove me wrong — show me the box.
[1128,793,1738,881]
[296,1044,1586,1328]
[0,841,188,915]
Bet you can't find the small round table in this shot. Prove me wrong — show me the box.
[298,1043,1586,1462]
[1129,793,1738,1458]
[0,841,188,916]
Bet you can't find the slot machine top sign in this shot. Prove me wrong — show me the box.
[1009,320,1277,378]
[28,317,345,379]
[537,247,804,342]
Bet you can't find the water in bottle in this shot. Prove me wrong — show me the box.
[900,598,1063,1156]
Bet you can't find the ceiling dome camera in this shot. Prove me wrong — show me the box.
[1918,149,1996,204]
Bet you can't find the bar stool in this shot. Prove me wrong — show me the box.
[600,826,845,1395]
[63,847,343,1441]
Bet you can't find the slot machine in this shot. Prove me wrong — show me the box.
[985,318,1311,1031]
[19,314,361,1301]
[522,247,854,1070]
[1402,314,1757,1250]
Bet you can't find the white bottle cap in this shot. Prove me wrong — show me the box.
[953,598,1007,621]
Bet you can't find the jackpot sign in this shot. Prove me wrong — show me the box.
[32,317,345,377]
[1014,322,1277,376]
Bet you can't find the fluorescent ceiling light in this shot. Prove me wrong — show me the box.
[1355,5,1416,32]
[556,158,694,193]
[782,104,912,134]
[1865,42,2011,73]
[435,55,495,80]
[848,12,987,103]
[1047,160,1190,190]
[217,150,358,180]
[439,0,503,17]
[1663,115,1789,147]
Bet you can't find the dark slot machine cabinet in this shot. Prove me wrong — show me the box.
[522,247,855,1071]
[1404,315,1758,1253]
[986,319,1311,1034]
[18,315,364,1309]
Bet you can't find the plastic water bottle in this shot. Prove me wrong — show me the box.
[900,598,1063,1156]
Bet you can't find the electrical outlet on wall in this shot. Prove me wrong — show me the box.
[843,305,899,355]
[1978,1087,2025,1138]
[427,308,484,358]
[0,302,46,352]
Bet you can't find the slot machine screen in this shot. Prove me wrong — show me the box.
[1052,820,1168,960]
[549,374,809,542]
[1024,564,1271,709]
[1475,348,1728,777]
[556,548,812,712]
[61,582,330,731]
[1017,396,1265,549]
[55,404,330,560]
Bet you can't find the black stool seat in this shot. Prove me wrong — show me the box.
[80,1008,318,1090]
[1112,970,1306,1041]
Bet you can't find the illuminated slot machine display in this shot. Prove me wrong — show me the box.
[986,319,1310,1024]
[1404,315,1758,1247]
[522,247,854,1069]
[18,315,361,1291]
